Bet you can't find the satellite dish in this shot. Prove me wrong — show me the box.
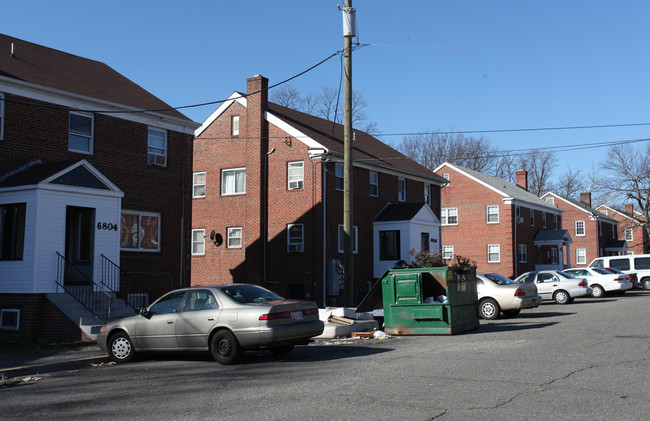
[214,233,223,247]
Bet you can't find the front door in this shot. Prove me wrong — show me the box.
[65,206,95,285]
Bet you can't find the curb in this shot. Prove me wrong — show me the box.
[1,355,110,378]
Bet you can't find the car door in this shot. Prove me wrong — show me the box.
[175,289,221,348]
[535,272,556,299]
[134,290,186,349]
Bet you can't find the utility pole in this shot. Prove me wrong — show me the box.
[342,2,355,307]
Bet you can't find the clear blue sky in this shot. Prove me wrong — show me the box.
[4,1,650,187]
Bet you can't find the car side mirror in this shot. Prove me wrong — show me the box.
[140,308,153,319]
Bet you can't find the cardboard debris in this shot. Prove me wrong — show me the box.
[328,315,355,325]
[351,332,375,338]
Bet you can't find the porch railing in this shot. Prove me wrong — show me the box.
[55,252,113,323]
[100,254,150,310]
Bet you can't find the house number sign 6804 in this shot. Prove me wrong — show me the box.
[97,222,118,231]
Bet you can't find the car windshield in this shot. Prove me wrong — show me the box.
[221,285,285,304]
[482,273,516,285]
[557,271,575,279]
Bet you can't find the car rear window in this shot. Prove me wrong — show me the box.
[610,258,631,271]
[483,273,516,285]
[634,257,650,270]
[221,285,285,304]
[589,259,604,268]
[592,268,611,275]
[557,271,574,279]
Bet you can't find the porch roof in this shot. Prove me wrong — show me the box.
[605,240,628,252]
[374,202,428,222]
[534,229,572,246]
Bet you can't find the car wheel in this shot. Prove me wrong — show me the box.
[268,345,295,356]
[591,284,605,298]
[479,298,500,320]
[553,290,571,304]
[502,309,521,318]
[210,330,242,365]
[108,332,135,363]
[643,279,650,290]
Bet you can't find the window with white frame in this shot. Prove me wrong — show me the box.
[147,127,167,166]
[221,168,246,195]
[442,245,454,260]
[442,173,449,187]
[398,177,406,202]
[335,163,344,191]
[0,203,26,260]
[287,224,304,252]
[441,207,458,225]
[487,244,500,263]
[227,227,242,248]
[545,197,554,205]
[601,209,608,215]
[576,248,586,265]
[231,115,240,136]
[120,211,161,251]
[338,224,358,254]
[518,244,527,263]
[369,171,379,197]
[625,228,633,241]
[0,92,5,140]
[379,230,400,260]
[192,229,205,255]
[68,111,93,154]
[486,205,499,223]
[193,172,206,198]
[0,309,19,330]
[287,161,304,190]
[575,220,585,236]
[551,248,558,264]
[424,183,432,206]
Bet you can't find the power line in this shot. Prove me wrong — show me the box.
[367,43,650,55]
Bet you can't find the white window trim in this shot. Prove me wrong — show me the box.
[192,229,205,256]
[486,205,499,224]
[227,227,243,248]
[232,115,240,136]
[487,244,500,263]
[576,248,587,265]
[287,223,304,253]
[398,177,406,202]
[442,245,454,260]
[287,161,304,190]
[0,309,19,330]
[542,213,547,228]
[625,228,633,241]
[0,92,5,140]
[68,111,94,154]
[424,183,431,206]
[147,127,167,167]
[546,197,554,205]
[193,171,206,198]
[551,247,559,264]
[120,210,162,252]
[575,220,585,236]
[221,167,246,195]
[369,171,379,197]
[337,224,358,254]
[335,163,344,191]
[441,207,458,226]
[518,244,527,263]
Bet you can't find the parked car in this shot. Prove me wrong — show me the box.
[602,267,639,288]
[513,271,591,304]
[589,254,650,290]
[563,267,633,297]
[97,284,324,365]
[476,273,542,319]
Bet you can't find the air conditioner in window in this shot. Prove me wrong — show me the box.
[289,181,304,190]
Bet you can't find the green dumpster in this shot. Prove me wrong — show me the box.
[357,266,479,335]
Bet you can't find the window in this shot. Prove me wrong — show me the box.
[227,227,242,248]
[442,173,450,181]
[487,244,500,263]
[601,209,608,215]
[441,207,458,225]
[486,205,499,223]
[338,225,358,253]
[575,220,585,236]
[147,127,167,166]
[120,211,160,251]
[0,203,26,260]
[635,257,650,270]
[369,171,379,197]
[68,111,93,154]
[192,229,205,255]
[612,224,616,237]
[551,248,558,264]
[554,214,559,229]
[424,184,431,206]
[287,224,304,252]
[149,290,186,315]
[287,161,304,190]
[530,209,535,226]
[625,228,633,241]
[398,177,406,202]
[542,213,547,228]
[516,207,522,224]
[576,248,586,265]
[546,197,554,205]
[335,163,344,191]
[221,168,246,195]
[183,290,217,311]
[0,309,19,330]
[231,115,240,136]
[421,232,430,252]
[610,258,630,271]
[0,93,4,140]
[193,172,206,198]
[379,230,400,260]
[518,244,527,263]
[442,245,454,260]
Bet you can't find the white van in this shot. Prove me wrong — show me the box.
[588,254,650,290]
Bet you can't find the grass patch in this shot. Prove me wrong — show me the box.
[0,340,97,362]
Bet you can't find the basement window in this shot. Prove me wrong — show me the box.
[0,309,19,330]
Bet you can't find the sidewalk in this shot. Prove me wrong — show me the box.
[0,346,109,378]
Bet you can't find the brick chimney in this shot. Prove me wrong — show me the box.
[580,191,591,207]
[515,169,528,191]
[625,203,634,214]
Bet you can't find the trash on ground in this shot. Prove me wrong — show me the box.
[373,330,391,339]
[328,315,355,325]
[91,361,116,367]
[1,375,43,389]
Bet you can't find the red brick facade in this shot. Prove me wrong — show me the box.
[596,204,649,255]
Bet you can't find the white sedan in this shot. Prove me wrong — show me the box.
[563,267,633,297]
[476,273,542,319]
[514,270,592,304]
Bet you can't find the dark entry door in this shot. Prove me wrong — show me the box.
[65,206,95,285]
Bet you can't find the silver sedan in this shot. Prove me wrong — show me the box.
[97,284,324,365]
[514,270,592,304]
[476,273,542,319]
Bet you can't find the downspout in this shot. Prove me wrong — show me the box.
[513,203,518,278]
[263,147,278,284]
[322,160,327,308]
[180,132,188,288]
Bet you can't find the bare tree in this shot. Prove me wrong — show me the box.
[552,167,587,199]
[517,149,557,196]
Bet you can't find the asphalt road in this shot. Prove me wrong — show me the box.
[2,290,650,420]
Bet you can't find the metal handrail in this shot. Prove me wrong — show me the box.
[55,252,113,323]
[100,254,150,310]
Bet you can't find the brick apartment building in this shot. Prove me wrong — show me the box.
[192,75,446,306]
[541,191,625,266]
[596,203,649,255]
[0,34,198,342]
[434,163,568,278]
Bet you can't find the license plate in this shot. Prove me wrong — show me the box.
[291,311,304,322]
